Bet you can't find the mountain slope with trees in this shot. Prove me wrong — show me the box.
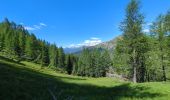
[0,18,113,78]
[0,18,66,69]
[0,0,170,99]
[0,0,170,83]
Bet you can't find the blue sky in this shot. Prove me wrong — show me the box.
[0,0,170,47]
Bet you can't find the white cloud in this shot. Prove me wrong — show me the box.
[146,22,153,26]
[142,22,152,27]
[67,37,102,48]
[33,25,41,29]
[40,23,47,26]
[68,44,79,48]
[24,26,36,31]
[142,22,153,33]
[143,29,150,33]
[23,23,47,31]
[91,37,100,40]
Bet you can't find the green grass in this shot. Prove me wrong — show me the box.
[0,56,170,100]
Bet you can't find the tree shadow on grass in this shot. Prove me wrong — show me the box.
[108,84,162,100]
[0,60,166,100]
[0,56,25,66]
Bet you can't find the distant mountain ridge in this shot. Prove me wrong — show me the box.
[64,46,86,54]
[94,38,117,50]
[64,37,120,54]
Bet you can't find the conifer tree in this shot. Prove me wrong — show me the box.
[25,35,34,60]
[100,50,112,77]
[17,26,26,58]
[49,44,58,67]
[119,0,145,83]
[66,55,73,75]
[40,41,50,67]
[58,47,65,68]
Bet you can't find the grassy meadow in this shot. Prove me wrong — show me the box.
[0,56,170,100]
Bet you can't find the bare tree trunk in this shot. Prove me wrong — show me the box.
[133,49,137,83]
[133,66,137,83]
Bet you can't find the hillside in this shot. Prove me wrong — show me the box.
[64,37,119,54]
[94,37,119,50]
[0,56,170,100]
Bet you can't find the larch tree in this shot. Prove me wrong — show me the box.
[40,41,50,67]
[58,47,65,68]
[119,0,145,83]
[66,54,73,75]
[49,44,58,67]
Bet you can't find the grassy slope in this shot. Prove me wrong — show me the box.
[0,57,170,100]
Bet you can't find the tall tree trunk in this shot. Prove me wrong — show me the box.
[133,66,137,83]
[162,65,166,81]
[133,49,137,83]
[160,47,166,81]
[147,71,150,82]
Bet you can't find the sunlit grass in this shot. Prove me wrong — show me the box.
[0,57,170,100]
[21,61,123,86]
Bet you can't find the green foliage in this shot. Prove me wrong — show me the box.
[114,5,170,82]
[0,57,170,100]
[0,1,170,83]
[150,14,169,81]
[65,54,77,75]
[113,37,131,77]
[165,11,170,32]
[49,44,58,67]
[113,0,170,83]
[118,0,146,83]
[40,41,50,67]
[0,18,65,71]
[25,34,35,60]
[76,48,112,77]
[58,47,65,68]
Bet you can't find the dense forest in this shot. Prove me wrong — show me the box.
[0,18,112,77]
[0,18,65,68]
[0,0,170,83]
